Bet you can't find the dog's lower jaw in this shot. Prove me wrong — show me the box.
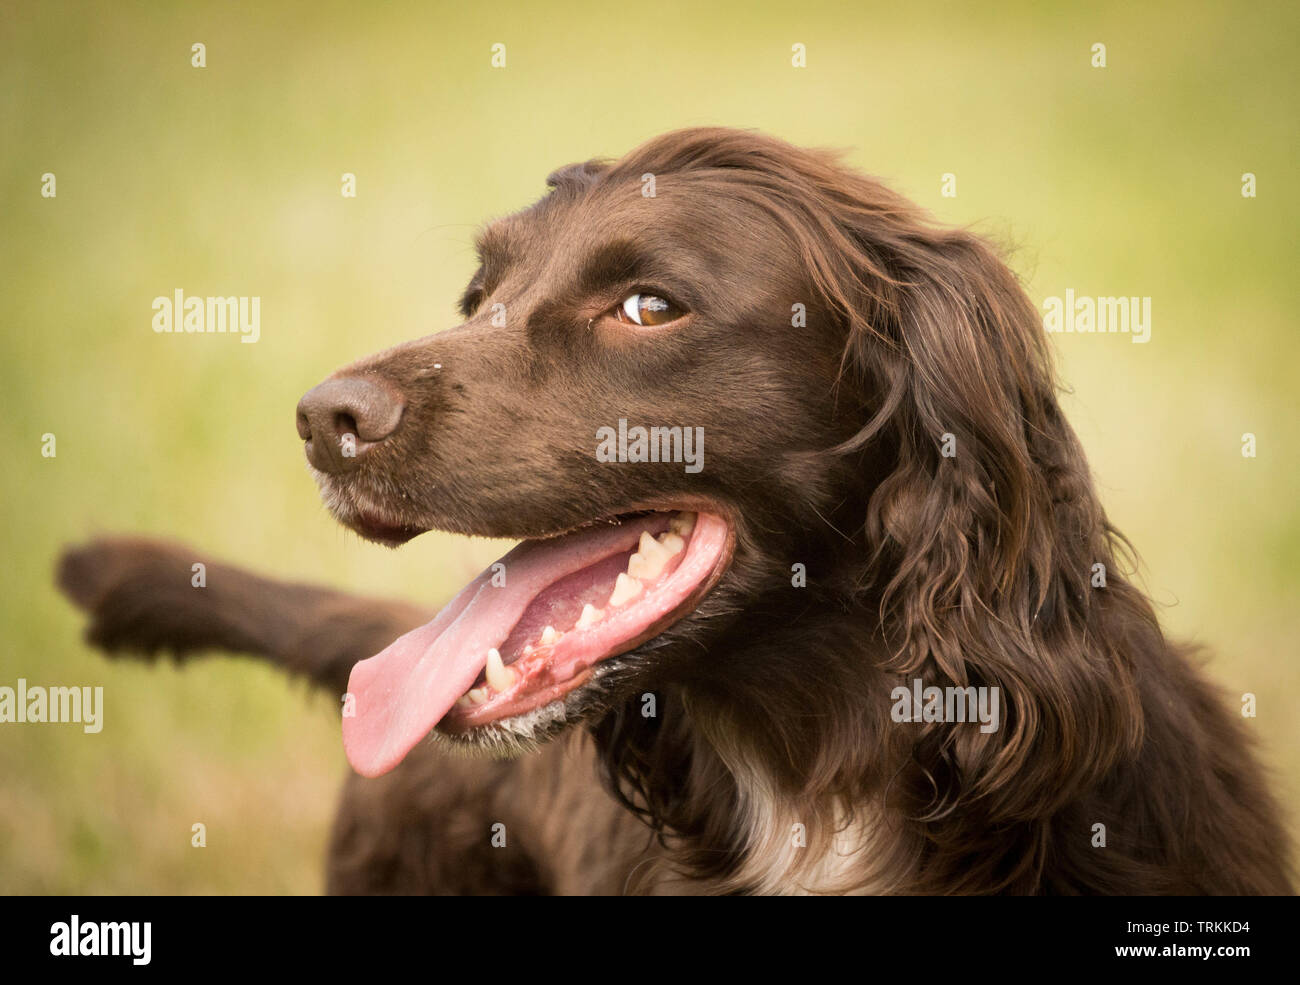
[310,468,432,546]
[425,660,624,759]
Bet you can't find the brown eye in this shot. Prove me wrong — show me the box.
[616,293,685,327]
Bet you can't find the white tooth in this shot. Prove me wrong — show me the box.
[639,530,668,557]
[540,625,559,645]
[456,695,473,709]
[669,512,696,536]
[468,688,488,705]
[485,647,515,691]
[576,603,604,629]
[608,572,643,607]
[629,531,671,580]
[657,531,685,556]
[627,553,651,580]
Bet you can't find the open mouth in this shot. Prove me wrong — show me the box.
[341,508,733,777]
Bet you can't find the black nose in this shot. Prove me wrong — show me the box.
[296,376,405,473]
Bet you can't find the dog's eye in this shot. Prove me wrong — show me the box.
[615,293,685,327]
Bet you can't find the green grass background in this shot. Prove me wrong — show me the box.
[1,0,1296,893]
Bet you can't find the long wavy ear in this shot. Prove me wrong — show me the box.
[817,179,1155,852]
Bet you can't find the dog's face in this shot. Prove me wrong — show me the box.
[297,148,865,773]
[311,168,849,544]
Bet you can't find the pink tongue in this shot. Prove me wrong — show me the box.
[342,516,669,778]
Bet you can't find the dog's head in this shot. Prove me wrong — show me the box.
[302,128,1137,803]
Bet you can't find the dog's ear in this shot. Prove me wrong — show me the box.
[827,207,1152,830]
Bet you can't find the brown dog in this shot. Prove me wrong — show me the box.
[59,128,1292,894]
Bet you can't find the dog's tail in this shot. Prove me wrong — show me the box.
[57,538,430,695]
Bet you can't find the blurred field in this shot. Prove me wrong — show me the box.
[1,0,1296,892]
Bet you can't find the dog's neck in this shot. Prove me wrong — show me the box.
[683,692,892,895]
[602,595,909,894]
